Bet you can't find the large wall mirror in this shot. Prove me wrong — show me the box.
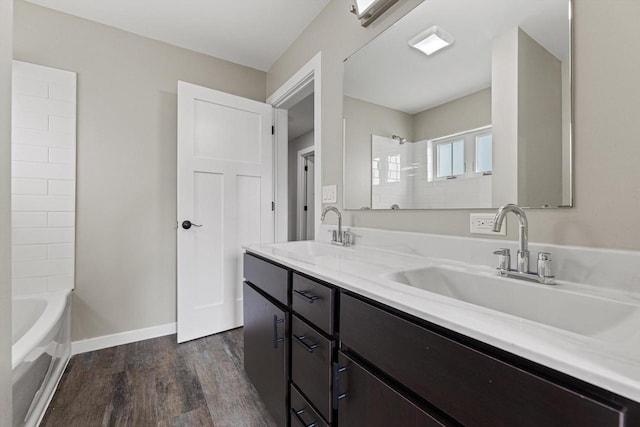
[343,0,572,210]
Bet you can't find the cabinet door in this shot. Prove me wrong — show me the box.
[243,282,287,427]
[336,353,448,427]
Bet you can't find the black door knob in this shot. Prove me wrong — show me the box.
[181,220,203,230]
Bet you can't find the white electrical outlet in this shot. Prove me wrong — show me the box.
[322,185,337,203]
[470,213,506,235]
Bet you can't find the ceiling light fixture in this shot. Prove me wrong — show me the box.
[350,0,399,27]
[408,25,455,56]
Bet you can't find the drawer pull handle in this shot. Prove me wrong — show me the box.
[333,364,348,408]
[273,315,285,349]
[293,289,319,304]
[291,407,317,427]
[293,334,318,352]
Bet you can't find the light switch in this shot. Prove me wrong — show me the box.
[322,185,337,203]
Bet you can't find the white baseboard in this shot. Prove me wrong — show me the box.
[72,322,177,355]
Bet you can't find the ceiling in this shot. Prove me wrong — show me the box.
[25,0,330,71]
[344,0,570,114]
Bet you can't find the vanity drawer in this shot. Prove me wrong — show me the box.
[340,294,623,427]
[292,273,334,334]
[290,384,329,427]
[336,352,447,427]
[243,253,288,305]
[291,315,333,421]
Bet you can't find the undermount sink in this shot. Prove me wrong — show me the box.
[384,266,640,339]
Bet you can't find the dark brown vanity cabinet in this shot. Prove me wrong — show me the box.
[243,252,640,427]
[243,254,336,427]
[243,254,289,427]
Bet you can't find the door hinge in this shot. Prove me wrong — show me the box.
[304,206,308,211]
[271,201,275,211]
[271,126,275,135]
[304,165,308,171]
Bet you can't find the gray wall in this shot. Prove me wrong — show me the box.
[13,0,267,341]
[492,28,563,208]
[267,0,640,251]
[1,0,12,423]
[413,88,491,142]
[517,29,563,208]
[288,130,314,240]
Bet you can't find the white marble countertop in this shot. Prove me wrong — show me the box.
[245,239,640,403]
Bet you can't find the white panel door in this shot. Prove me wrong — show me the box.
[177,81,273,343]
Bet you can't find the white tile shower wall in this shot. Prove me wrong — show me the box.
[371,135,492,209]
[371,136,414,209]
[11,60,76,295]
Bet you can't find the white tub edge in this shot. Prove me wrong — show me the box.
[12,290,71,371]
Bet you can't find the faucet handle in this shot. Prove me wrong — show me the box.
[342,231,354,247]
[493,248,511,271]
[537,252,555,281]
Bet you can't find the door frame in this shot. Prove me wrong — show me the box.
[267,52,322,242]
[297,146,315,240]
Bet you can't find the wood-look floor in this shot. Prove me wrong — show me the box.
[41,328,277,427]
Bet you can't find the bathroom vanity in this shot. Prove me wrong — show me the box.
[243,236,640,427]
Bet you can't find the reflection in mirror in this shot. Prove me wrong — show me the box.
[343,0,571,210]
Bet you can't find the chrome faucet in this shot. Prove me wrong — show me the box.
[492,204,555,285]
[321,206,353,246]
[493,204,529,273]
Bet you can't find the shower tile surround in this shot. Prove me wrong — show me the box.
[246,226,640,402]
[370,135,492,210]
[11,61,76,295]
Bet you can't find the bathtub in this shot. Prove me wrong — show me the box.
[12,290,71,427]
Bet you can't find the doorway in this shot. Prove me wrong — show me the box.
[287,94,315,241]
[267,53,322,243]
